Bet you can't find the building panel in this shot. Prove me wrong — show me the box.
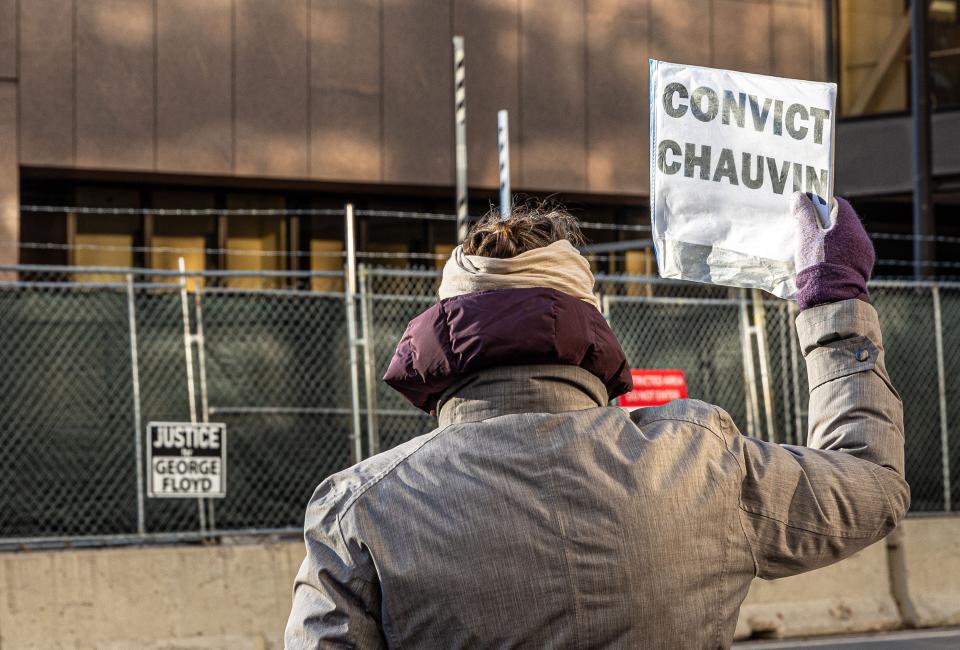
[586,3,648,194]
[156,0,232,174]
[649,0,710,66]
[809,0,827,82]
[235,0,309,177]
[836,116,911,196]
[382,0,453,185]
[837,112,960,197]
[932,111,960,178]
[309,0,382,183]
[520,0,587,192]
[0,82,17,265]
[453,0,521,189]
[76,0,156,169]
[772,2,814,80]
[712,0,772,75]
[18,0,75,165]
[587,0,647,21]
[0,0,16,79]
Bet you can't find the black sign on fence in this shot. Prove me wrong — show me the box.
[146,422,227,498]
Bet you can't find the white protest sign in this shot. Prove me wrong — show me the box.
[649,60,837,298]
[147,422,226,498]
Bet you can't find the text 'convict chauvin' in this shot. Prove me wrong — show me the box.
[657,82,832,204]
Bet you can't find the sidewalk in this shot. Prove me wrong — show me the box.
[735,628,960,649]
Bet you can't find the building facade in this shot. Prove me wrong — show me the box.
[0,0,957,277]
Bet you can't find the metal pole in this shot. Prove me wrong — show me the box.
[453,35,469,243]
[911,0,934,281]
[126,274,146,536]
[497,110,512,218]
[932,285,952,511]
[194,291,210,424]
[344,204,364,463]
[177,257,206,532]
[178,258,198,425]
[788,300,804,443]
[739,290,761,438]
[752,289,777,443]
[359,264,380,455]
[777,303,793,445]
[193,287,215,530]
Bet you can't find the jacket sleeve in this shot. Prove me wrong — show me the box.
[737,298,910,579]
[285,485,387,649]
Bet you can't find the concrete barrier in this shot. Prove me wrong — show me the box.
[0,540,303,649]
[2,519,957,647]
[890,516,960,628]
[734,540,902,640]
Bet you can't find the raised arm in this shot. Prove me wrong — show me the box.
[737,194,909,579]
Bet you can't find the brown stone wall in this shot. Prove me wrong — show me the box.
[0,80,16,268]
[0,0,16,266]
[12,0,828,197]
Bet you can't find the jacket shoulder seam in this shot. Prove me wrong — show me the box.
[337,424,458,520]
[631,413,726,438]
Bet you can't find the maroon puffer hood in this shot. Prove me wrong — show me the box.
[383,286,633,414]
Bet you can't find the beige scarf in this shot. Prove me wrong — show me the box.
[438,239,600,310]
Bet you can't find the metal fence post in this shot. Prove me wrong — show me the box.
[344,205,364,463]
[193,286,215,530]
[178,257,206,532]
[738,290,760,438]
[777,303,793,445]
[359,264,380,456]
[599,291,614,405]
[932,285,952,511]
[788,300,804,444]
[751,290,777,443]
[126,274,146,536]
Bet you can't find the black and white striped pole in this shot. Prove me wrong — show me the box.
[497,110,511,218]
[453,36,468,243]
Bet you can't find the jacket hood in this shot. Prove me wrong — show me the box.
[383,286,633,414]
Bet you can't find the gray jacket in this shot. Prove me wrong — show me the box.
[286,298,909,648]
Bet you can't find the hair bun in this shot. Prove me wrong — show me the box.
[462,200,585,259]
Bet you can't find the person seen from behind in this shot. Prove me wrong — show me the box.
[286,193,908,649]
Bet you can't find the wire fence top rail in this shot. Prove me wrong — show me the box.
[0,264,344,278]
[6,263,960,292]
[22,203,960,243]
[11,199,960,272]
[21,205,346,217]
[19,204,653,233]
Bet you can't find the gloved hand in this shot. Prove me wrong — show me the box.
[792,192,875,311]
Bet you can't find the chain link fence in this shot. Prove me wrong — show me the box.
[0,265,957,548]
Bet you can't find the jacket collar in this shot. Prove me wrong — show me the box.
[383,286,633,414]
[437,364,609,427]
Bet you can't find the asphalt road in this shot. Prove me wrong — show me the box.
[734,628,960,649]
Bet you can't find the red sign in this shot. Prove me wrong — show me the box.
[618,369,688,409]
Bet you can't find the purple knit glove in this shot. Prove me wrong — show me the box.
[793,192,875,311]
